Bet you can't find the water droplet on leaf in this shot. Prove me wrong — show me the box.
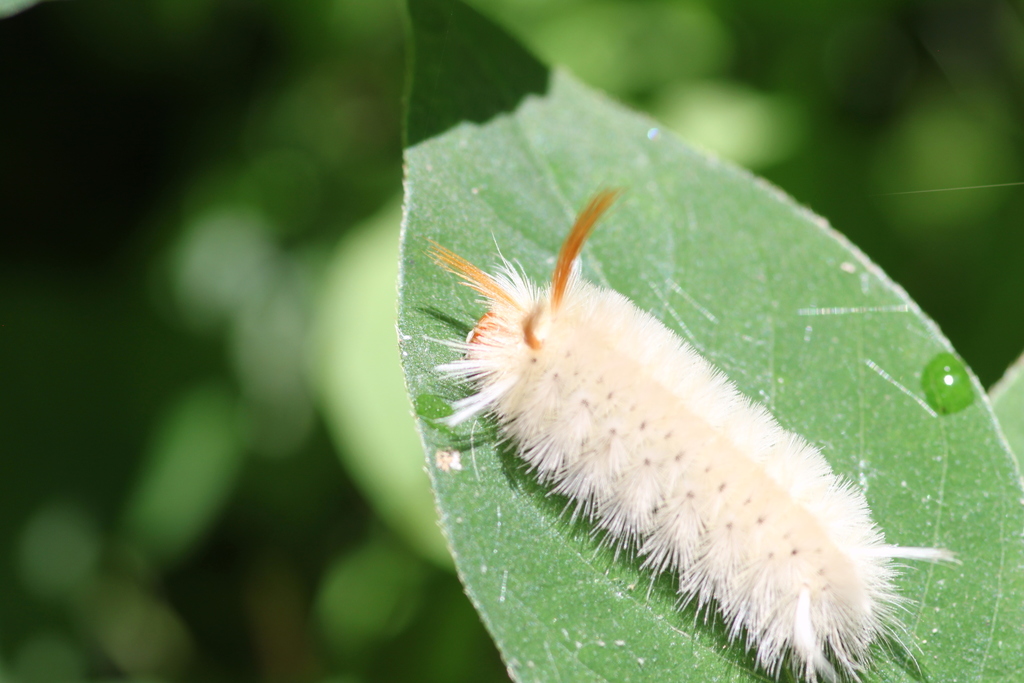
[921,352,973,415]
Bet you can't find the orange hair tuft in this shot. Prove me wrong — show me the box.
[550,189,621,310]
[428,241,518,310]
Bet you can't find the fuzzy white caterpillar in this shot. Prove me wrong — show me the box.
[431,190,953,682]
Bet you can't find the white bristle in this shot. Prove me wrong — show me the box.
[429,191,952,682]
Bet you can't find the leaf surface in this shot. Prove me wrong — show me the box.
[399,1,1024,680]
[0,0,51,19]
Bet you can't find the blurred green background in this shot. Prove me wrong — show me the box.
[1,0,1023,681]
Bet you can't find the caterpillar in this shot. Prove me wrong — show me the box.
[430,190,953,682]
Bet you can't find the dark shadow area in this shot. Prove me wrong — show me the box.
[404,0,549,148]
[882,634,928,682]
[0,5,169,267]
[419,305,474,340]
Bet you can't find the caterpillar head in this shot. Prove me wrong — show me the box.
[430,188,620,353]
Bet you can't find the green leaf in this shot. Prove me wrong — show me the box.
[0,0,53,20]
[398,0,1024,680]
[404,0,547,147]
[992,353,1024,460]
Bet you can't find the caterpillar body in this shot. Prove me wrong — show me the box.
[430,190,952,682]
